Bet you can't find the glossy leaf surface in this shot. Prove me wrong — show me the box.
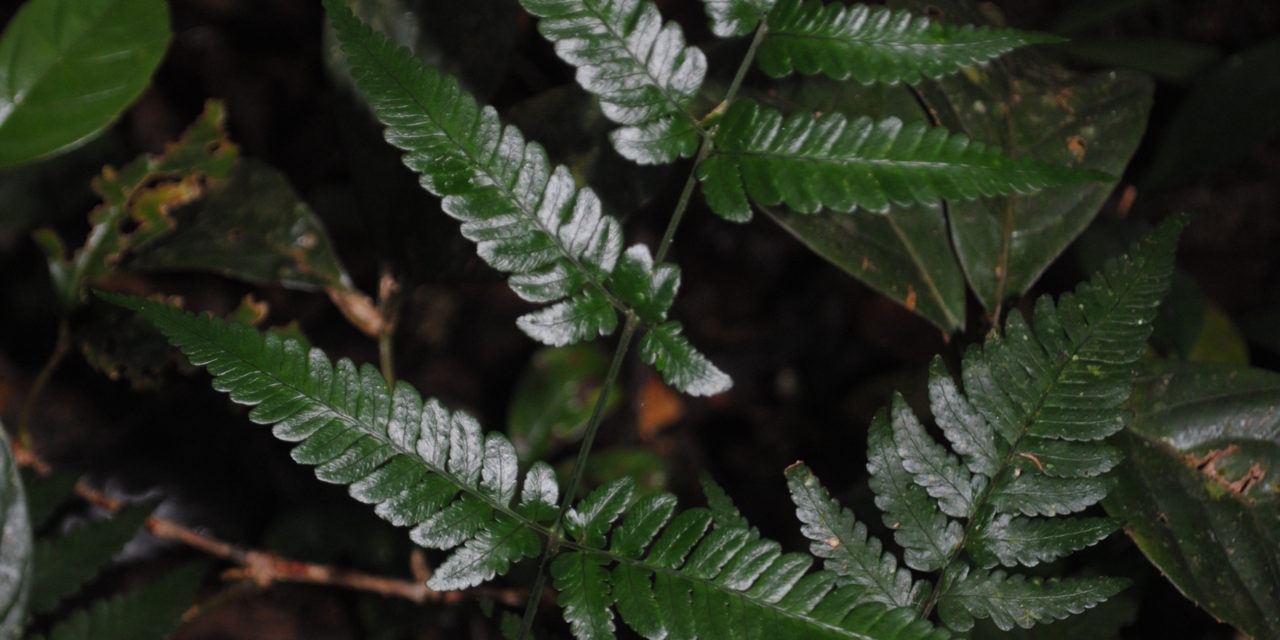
[0,0,171,168]
[892,0,1153,315]
[700,97,1106,220]
[759,0,1061,85]
[519,0,707,164]
[701,0,776,37]
[1105,363,1280,639]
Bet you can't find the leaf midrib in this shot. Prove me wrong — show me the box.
[344,21,627,313]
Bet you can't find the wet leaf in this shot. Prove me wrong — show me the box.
[0,0,171,168]
[747,78,966,332]
[1104,362,1280,640]
[127,159,351,292]
[507,346,621,462]
[1142,37,1280,189]
[892,0,1153,317]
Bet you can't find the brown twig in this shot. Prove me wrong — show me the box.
[14,442,526,608]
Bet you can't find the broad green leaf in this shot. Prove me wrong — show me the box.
[35,101,237,309]
[937,565,1128,632]
[1056,38,1221,85]
[638,322,732,397]
[519,0,707,165]
[745,78,965,332]
[0,0,171,168]
[786,463,918,608]
[507,345,620,462]
[1142,37,1280,188]
[891,0,1154,315]
[1104,362,1280,640]
[766,202,965,333]
[759,0,1062,85]
[36,563,204,640]
[700,97,1106,220]
[127,159,351,292]
[0,427,32,640]
[31,502,155,615]
[701,0,776,37]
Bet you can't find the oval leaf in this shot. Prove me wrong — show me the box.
[1105,363,1280,639]
[0,0,171,168]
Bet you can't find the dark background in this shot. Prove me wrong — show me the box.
[1,0,1278,638]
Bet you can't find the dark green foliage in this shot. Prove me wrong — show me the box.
[519,0,707,165]
[33,563,204,640]
[699,98,1108,221]
[31,502,155,615]
[325,0,730,396]
[758,0,1062,85]
[1105,363,1280,639]
[785,218,1183,633]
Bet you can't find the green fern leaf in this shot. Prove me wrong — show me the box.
[701,0,776,37]
[326,0,621,340]
[785,463,919,609]
[554,552,616,639]
[31,502,155,614]
[699,98,1108,220]
[519,0,707,165]
[937,566,1127,632]
[867,410,963,572]
[106,293,546,592]
[326,0,729,396]
[926,359,999,477]
[36,563,204,640]
[639,322,732,396]
[758,1,1063,85]
[699,473,751,531]
[887,395,976,519]
[968,515,1120,569]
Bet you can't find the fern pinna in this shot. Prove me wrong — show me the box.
[108,216,1181,637]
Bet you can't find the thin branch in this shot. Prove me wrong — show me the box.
[12,442,525,608]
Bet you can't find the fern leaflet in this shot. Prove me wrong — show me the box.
[326,0,729,395]
[701,0,777,37]
[758,1,1063,85]
[785,217,1182,632]
[519,0,708,165]
[699,98,1109,220]
[30,502,155,615]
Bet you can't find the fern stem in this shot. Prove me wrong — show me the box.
[518,313,640,639]
[656,21,767,263]
[723,21,769,115]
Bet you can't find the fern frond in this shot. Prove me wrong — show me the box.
[701,0,776,37]
[35,563,204,640]
[568,480,952,640]
[786,463,920,609]
[31,502,154,614]
[699,98,1108,220]
[936,567,1127,632]
[107,294,552,591]
[758,1,1063,85]
[786,218,1181,634]
[326,0,729,395]
[520,0,708,165]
